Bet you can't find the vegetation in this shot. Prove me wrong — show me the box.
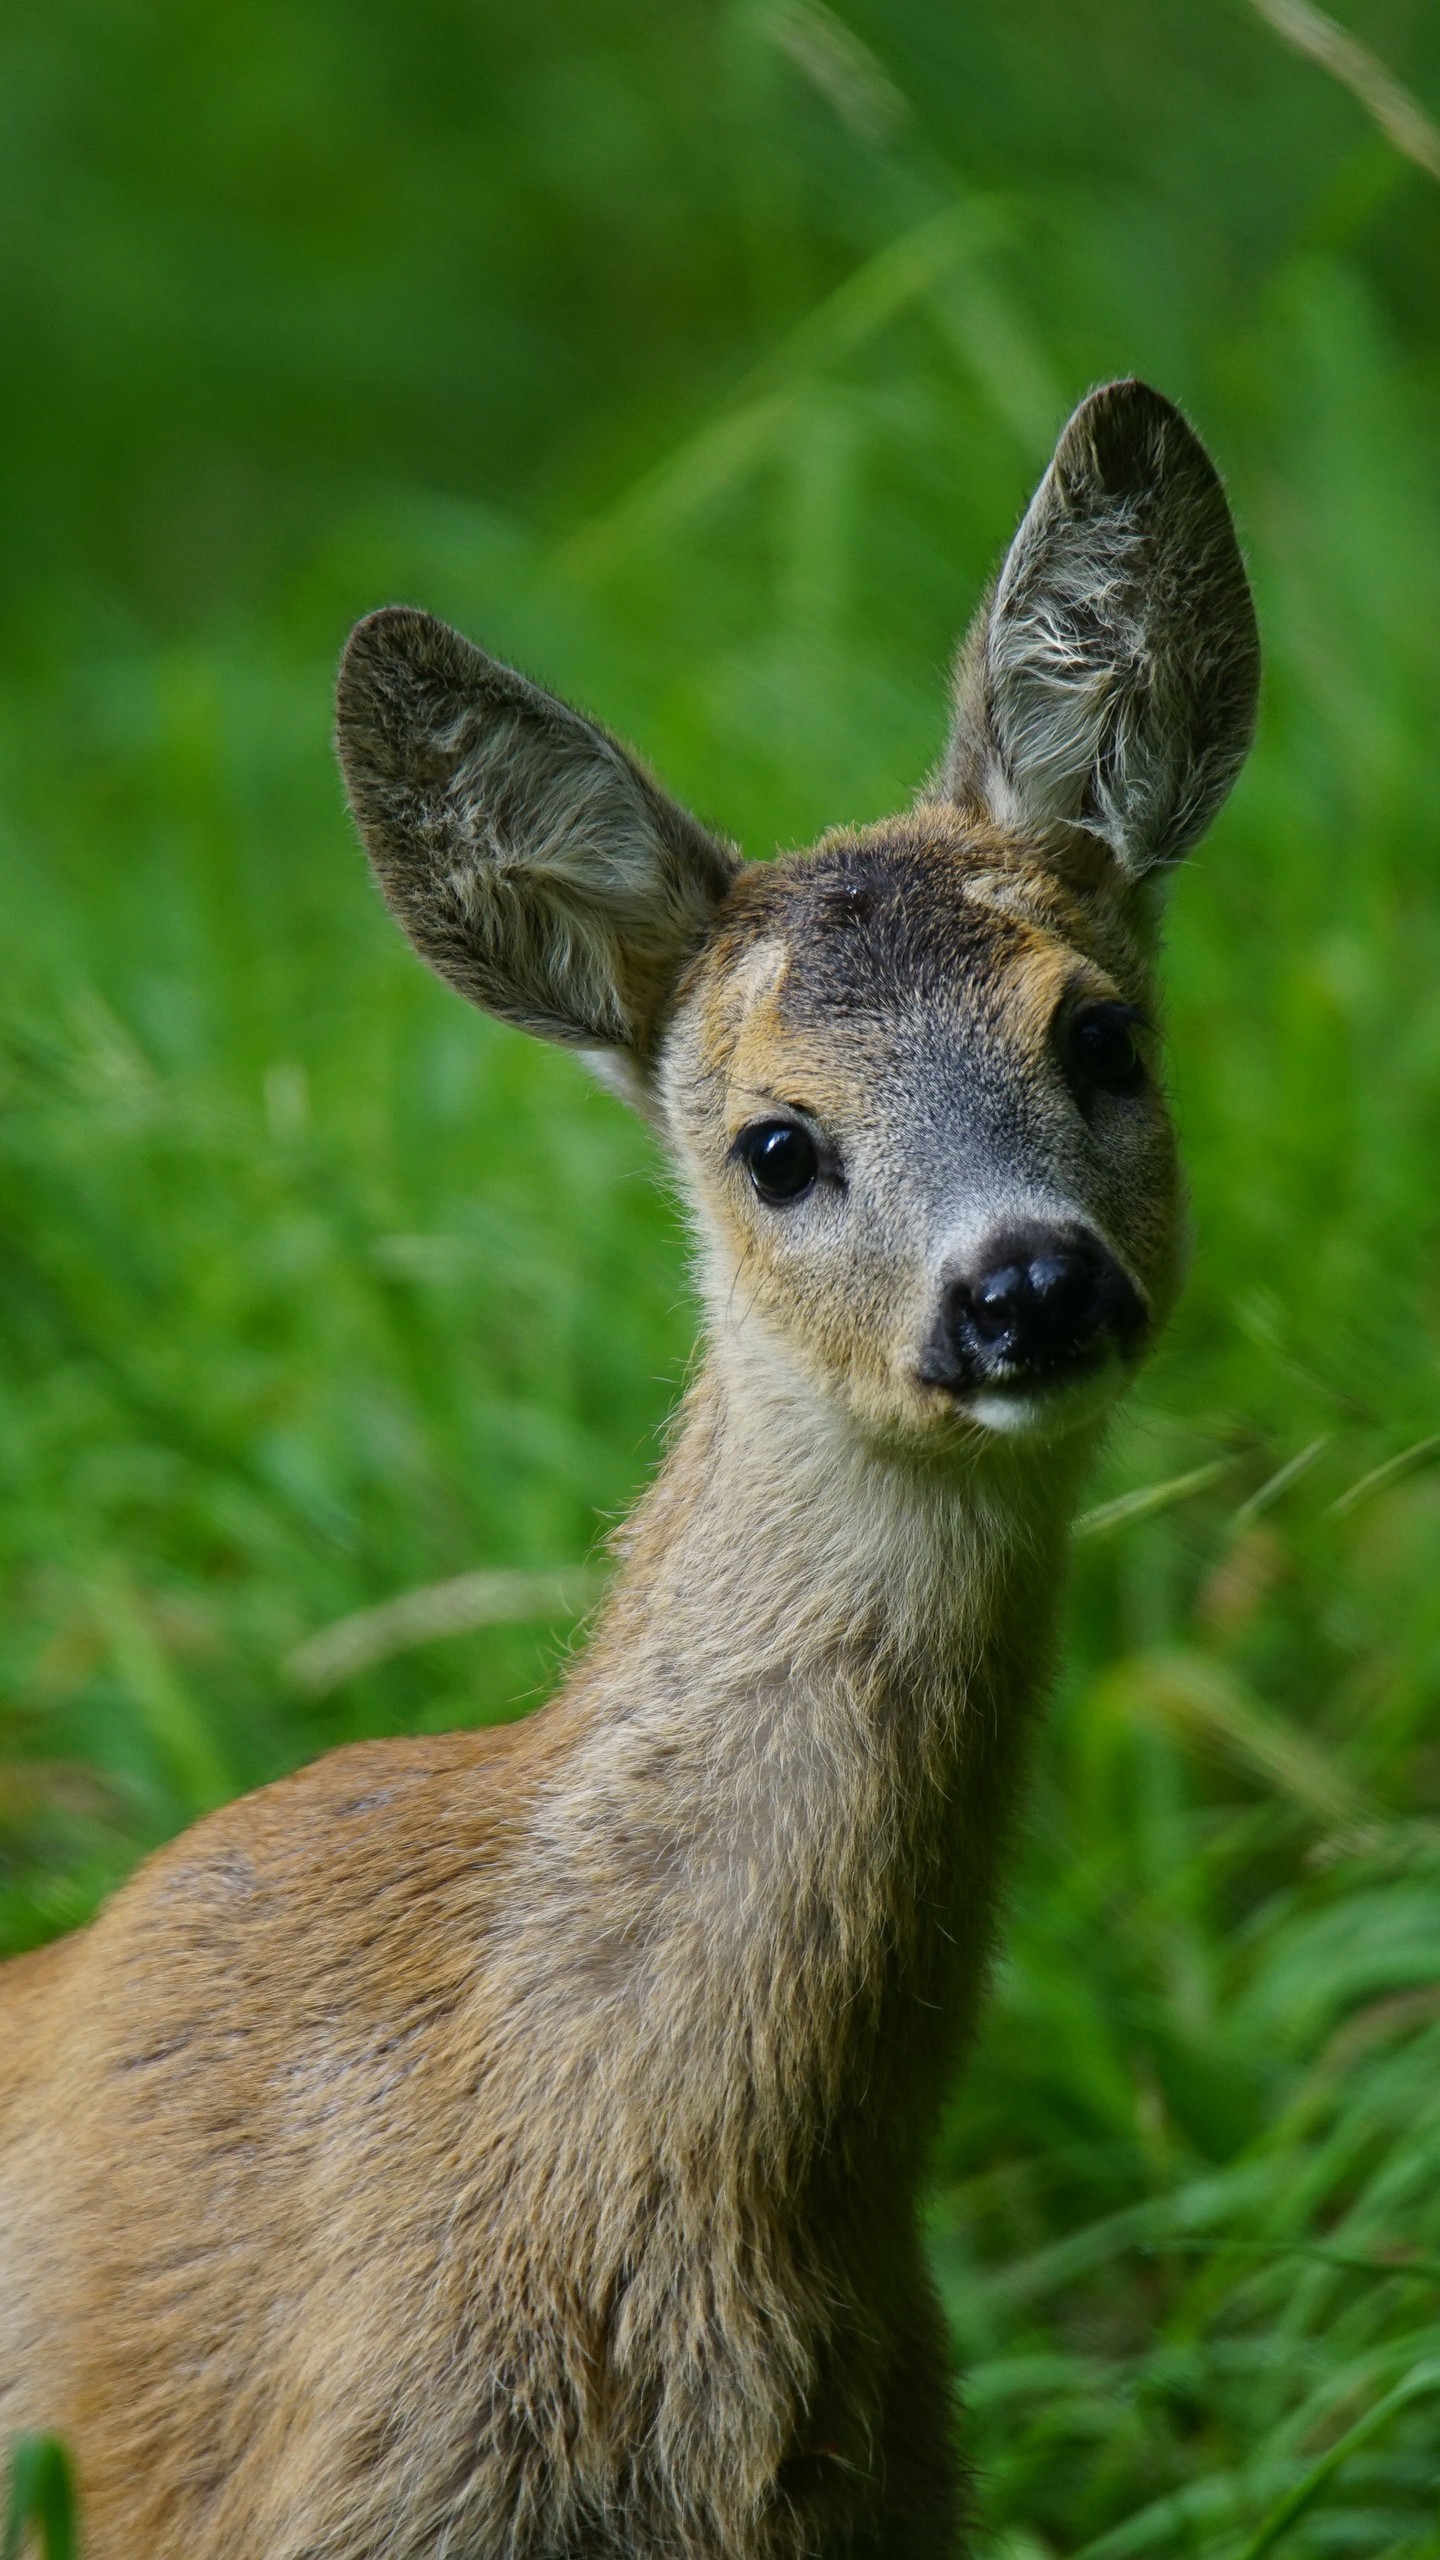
[3,2438,75,2560]
[4,0,1440,2548]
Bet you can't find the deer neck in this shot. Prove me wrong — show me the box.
[526,1320,1089,2165]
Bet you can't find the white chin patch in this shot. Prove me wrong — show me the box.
[967,1361,1124,1440]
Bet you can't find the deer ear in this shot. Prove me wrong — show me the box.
[336,608,740,1072]
[944,380,1259,877]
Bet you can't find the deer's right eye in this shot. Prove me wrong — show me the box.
[735,1120,818,1203]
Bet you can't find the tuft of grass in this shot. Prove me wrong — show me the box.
[3,2437,77,2560]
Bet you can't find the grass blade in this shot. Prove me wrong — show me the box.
[1234,2360,1440,2559]
[1326,1432,1440,1519]
[3,2435,77,2560]
[283,1566,601,1695]
[1249,0,1440,182]
[1097,1649,1366,1825]
[1074,1458,1232,1541]
[1232,1437,1330,1526]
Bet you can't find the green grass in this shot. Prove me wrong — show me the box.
[3,2438,76,2560]
[5,2,1440,2551]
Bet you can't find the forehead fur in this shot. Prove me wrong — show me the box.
[690,803,1145,1064]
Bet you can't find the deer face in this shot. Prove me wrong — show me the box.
[661,815,1179,1446]
[337,382,1257,1454]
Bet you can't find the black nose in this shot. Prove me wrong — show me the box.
[923,1223,1146,1396]
[971,1245,1100,1361]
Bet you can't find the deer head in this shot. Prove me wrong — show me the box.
[337,381,1258,1451]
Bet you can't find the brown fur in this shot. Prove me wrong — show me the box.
[0,384,1258,2557]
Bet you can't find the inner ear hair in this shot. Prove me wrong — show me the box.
[944,378,1260,878]
[336,606,740,1061]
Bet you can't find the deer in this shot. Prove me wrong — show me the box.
[0,380,1258,2558]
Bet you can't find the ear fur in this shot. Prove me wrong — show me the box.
[944,380,1260,875]
[336,607,740,1063]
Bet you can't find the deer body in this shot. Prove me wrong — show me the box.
[0,384,1258,2556]
[3,1350,1074,2556]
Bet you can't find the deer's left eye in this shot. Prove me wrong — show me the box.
[1066,1003,1147,1099]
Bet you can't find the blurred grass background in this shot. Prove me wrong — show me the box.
[3,0,1440,2550]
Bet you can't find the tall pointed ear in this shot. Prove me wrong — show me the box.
[944,380,1260,876]
[335,607,740,1074]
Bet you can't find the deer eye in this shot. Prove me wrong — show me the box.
[1066,1003,1147,1099]
[735,1120,818,1203]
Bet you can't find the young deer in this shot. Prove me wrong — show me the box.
[0,381,1257,2558]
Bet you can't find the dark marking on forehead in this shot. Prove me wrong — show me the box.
[726,826,1031,1025]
